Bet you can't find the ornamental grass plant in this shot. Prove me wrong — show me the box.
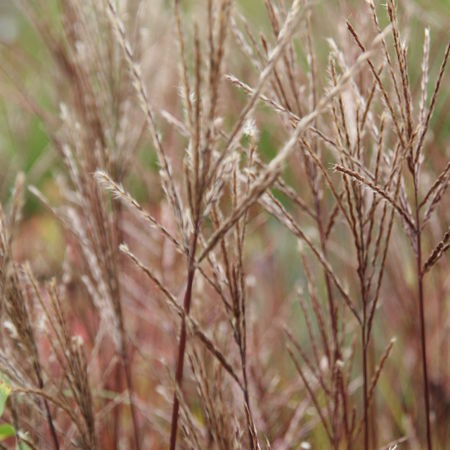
[0,0,449,448]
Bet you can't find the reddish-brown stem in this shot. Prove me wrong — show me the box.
[114,301,141,450]
[33,354,60,450]
[42,392,60,450]
[239,343,255,450]
[414,181,433,450]
[314,192,341,449]
[358,263,369,450]
[120,344,141,450]
[362,323,369,450]
[111,362,121,450]
[315,195,338,361]
[113,202,141,450]
[169,231,199,450]
[369,341,377,449]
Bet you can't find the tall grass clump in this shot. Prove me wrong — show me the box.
[0,0,448,448]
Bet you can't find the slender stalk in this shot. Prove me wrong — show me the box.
[113,202,141,450]
[314,191,341,450]
[169,231,199,450]
[313,182,336,361]
[361,263,370,450]
[239,342,255,450]
[414,181,432,450]
[369,340,377,449]
[119,339,141,450]
[43,400,60,450]
[111,362,121,450]
[362,323,369,450]
[33,364,60,450]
